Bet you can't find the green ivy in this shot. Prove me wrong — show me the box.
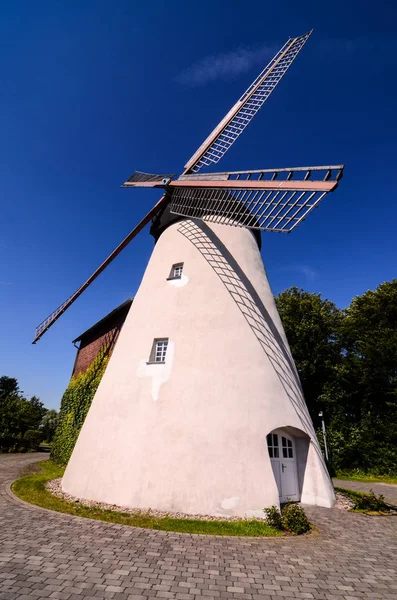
[51,347,109,465]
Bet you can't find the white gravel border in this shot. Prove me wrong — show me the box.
[45,478,354,520]
[334,492,356,510]
[45,478,252,521]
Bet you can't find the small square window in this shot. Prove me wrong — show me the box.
[148,338,169,363]
[167,263,184,280]
[174,265,183,278]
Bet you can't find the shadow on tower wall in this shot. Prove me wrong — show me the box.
[178,219,325,467]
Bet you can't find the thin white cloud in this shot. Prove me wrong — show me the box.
[297,265,317,282]
[280,265,317,282]
[176,36,397,89]
[175,44,276,87]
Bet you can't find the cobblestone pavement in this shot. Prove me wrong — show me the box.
[1,454,397,600]
[333,479,397,507]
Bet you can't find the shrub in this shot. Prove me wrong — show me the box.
[281,503,311,535]
[335,487,389,512]
[356,489,387,511]
[264,505,283,530]
[263,503,311,535]
[23,429,43,451]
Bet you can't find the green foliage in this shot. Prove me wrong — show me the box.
[20,396,47,433]
[13,461,282,537]
[41,409,59,443]
[264,505,283,529]
[264,503,311,534]
[23,429,43,451]
[281,502,311,534]
[276,281,397,476]
[0,376,47,452]
[51,348,110,465]
[329,281,397,474]
[0,376,21,398]
[335,487,389,513]
[275,287,343,419]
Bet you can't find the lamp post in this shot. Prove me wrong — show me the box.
[318,411,329,462]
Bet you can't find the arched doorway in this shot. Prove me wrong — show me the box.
[267,430,299,503]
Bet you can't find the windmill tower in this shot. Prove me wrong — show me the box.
[34,31,344,516]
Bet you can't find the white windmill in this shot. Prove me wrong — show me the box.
[34,31,343,516]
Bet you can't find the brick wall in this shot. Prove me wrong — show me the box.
[72,301,132,377]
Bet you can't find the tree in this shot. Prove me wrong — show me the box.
[275,287,344,423]
[18,396,47,435]
[41,409,59,443]
[0,393,24,451]
[276,281,397,475]
[0,376,21,398]
[0,376,47,452]
[342,280,397,417]
[325,280,397,473]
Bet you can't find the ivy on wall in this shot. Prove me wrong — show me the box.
[51,347,109,465]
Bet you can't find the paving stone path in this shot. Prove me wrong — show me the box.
[1,454,397,600]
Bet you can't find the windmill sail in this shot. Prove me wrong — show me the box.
[169,165,343,232]
[33,31,344,345]
[122,171,175,187]
[32,195,168,344]
[184,31,312,174]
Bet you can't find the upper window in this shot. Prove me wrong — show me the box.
[266,433,279,459]
[148,338,169,363]
[282,436,293,458]
[168,263,183,280]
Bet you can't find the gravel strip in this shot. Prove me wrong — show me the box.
[46,478,351,519]
[334,492,356,510]
[45,478,250,521]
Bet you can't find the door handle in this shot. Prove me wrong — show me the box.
[282,464,286,472]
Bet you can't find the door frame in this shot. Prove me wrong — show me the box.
[267,429,300,503]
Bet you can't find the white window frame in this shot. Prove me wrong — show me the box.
[148,338,169,364]
[167,262,184,280]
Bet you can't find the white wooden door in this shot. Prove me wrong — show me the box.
[267,432,299,503]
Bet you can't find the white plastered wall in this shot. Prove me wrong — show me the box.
[62,218,335,516]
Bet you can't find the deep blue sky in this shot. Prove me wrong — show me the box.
[1,1,396,408]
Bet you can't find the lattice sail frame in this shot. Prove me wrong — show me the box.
[125,171,175,185]
[124,165,343,233]
[184,31,312,173]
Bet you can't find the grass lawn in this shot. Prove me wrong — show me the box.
[12,460,283,537]
[335,472,397,485]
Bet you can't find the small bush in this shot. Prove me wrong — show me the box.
[264,505,283,530]
[263,503,311,535]
[356,489,387,511]
[23,430,43,451]
[281,503,311,534]
[335,487,389,512]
